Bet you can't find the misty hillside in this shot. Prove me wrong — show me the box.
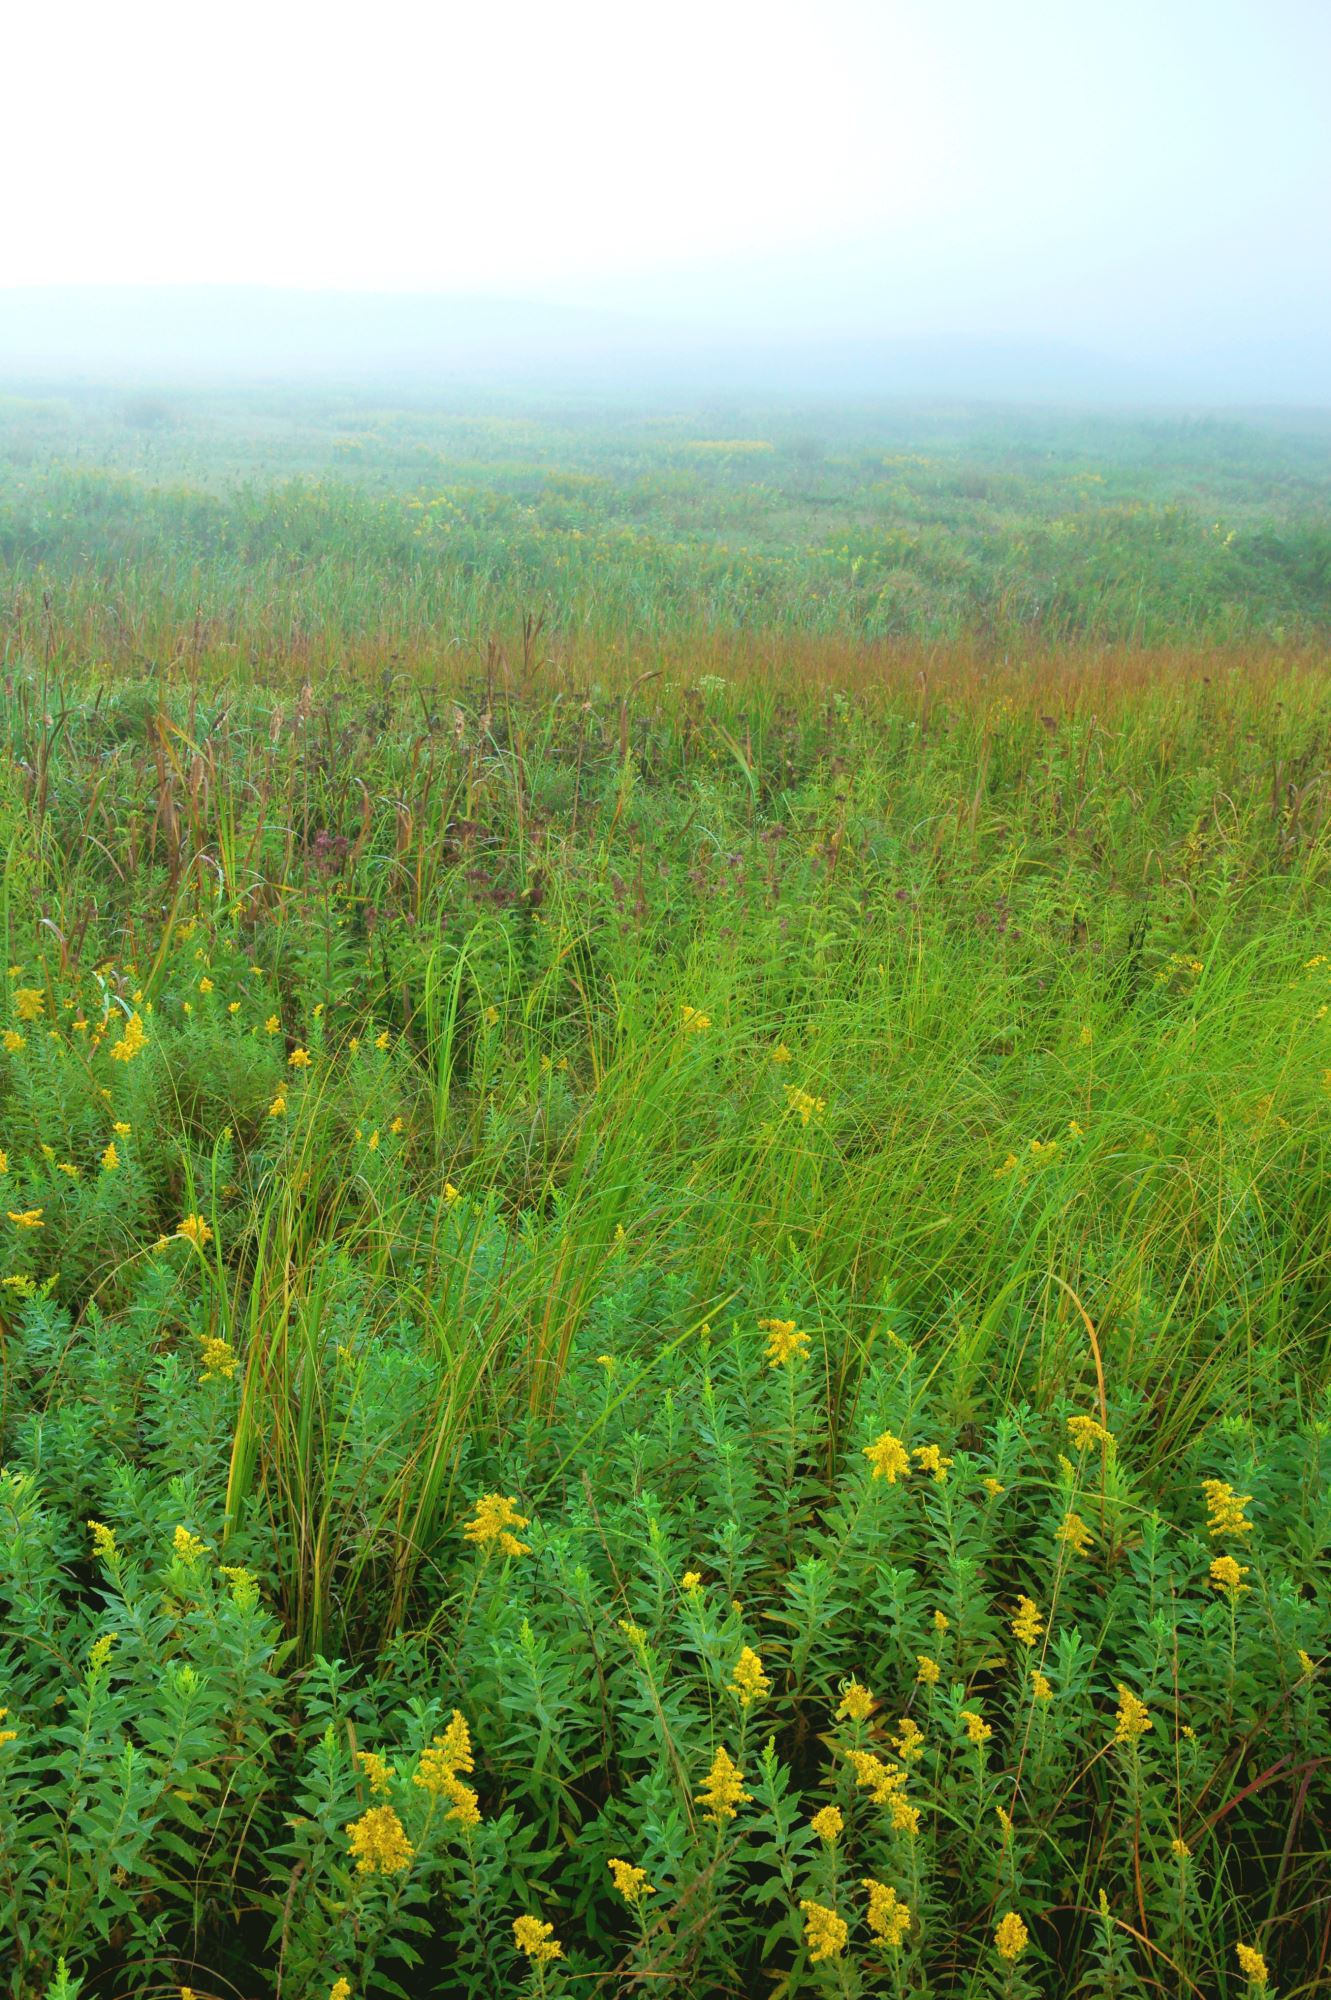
[3,286,1324,403]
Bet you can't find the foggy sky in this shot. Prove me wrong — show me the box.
[3,0,1328,400]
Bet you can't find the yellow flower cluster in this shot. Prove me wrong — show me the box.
[836,1678,876,1722]
[810,1804,843,1845]
[1203,1478,1253,1538]
[1011,1595,1044,1648]
[995,1911,1028,1960]
[345,1804,414,1875]
[864,1877,910,1948]
[696,1744,750,1825]
[864,1429,909,1482]
[784,1084,826,1125]
[1114,1684,1152,1744]
[728,1646,771,1709]
[759,1316,809,1366]
[608,1856,655,1904]
[513,1914,563,1962]
[1067,1414,1114,1452]
[413,1710,481,1828]
[461,1492,531,1557]
[199,1336,237,1381]
[800,1899,848,1962]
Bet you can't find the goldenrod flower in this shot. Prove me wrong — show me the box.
[728,1645,771,1709]
[345,1805,414,1874]
[759,1316,809,1366]
[962,1709,992,1746]
[810,1805,843,1845]
[679,1005,710,1032]
[1235,1942,1268,1986]
[219,1565,259,1609]
[14,988,43,1022]
[1203,1478,1253,1538]
[268,1091,287,1116]
[1057,1510,1094,1556]
[983,1475,1005,1495]
[513,1914,562,1962]
[836,1678,876,1722]
[288,1047,311,1068]
[892,1716,925,1764]
[864,1430,909,1482]
[176,1214,213,1249]
[7,1210,42,1229]
[172,1525,206,1565]
[932,1609,950,1633]
[110,1012,147,1061]
[1068,1414,1114,1452]
[329,1982,352,2000]
[608,1857,655,1903]
[198,977,213,995]
[913,1443,953,1482]
[375,1030,391,1051]
[113,1121,131,1137]
[0,1151,7,1173]
[88,1519,118,1560]
[1171,1836,1191,1858]
[863,1877,910,1949]
[443,1181,461,1204]
[88,1633,117,1670]
[461,1492,531,1557]
[2,1032,23,1054]
[1298,1648,1316,1677]
[1209,1554,1250,1598]
[847,1749,907,1806]
[681,1569,703,1595]
[0,1709,16,1750]
[784,1083,826,1125]
[1031,1671,1054,1703]
[101,1142,119,1171]
[799,1899,847,1963]
[1113,1684,1152,1744]
[696,1744,750,1824]
[770,1041,792,1063]
[915,1654,940,1687]
[1011,1595,1044,1649]
[199,1336,237,1381]
[356,1751,395,1794]
[264,1015,280,1034]
[995,1911,1028,1960]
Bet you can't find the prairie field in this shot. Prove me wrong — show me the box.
[0,391,1329,1999]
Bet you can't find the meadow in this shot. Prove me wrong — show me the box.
[0,389,1328,1999]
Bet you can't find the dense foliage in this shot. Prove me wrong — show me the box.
[0,395,1327,1997]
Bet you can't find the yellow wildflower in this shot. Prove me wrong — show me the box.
[389,1116,404,1134]
[172,1525,206,1565]
[913,1443,953,1482]
[784,1083,826,1124]
[88,1633,117,1670]
[1235,1942,1268,1986]
[7,1210,42,1228]
[1171,1836,1191,1858]
[176,1214,213,1249]
[355,1751,395,1795]
[995,1911,1029,1961]
[863,1877,911,1949]
[88,1519,118,1560]
[892,1716,925,1764]
[1298,1649,1316,1677]
[1057,1511,1094,1556]
[14,988,44,1022]
[443,1181,461,1203]
[228,1001,240,1014]
[110,1012,147,1061]
[696,1744,750,1824]
[2,1275,35,1296]
[268,1091,286,1116]
[1067,1414,1114,1452]
[513,1915,562,1963]
[1032,1671,1054,1703]
[1209,1555,1250,1598]
[198,978,213,995]
[288,1047,311,1068]
[1203,1478,1253,1538]
[375,1031,391,1051]
[345,1805,414,1874]
[264,1015,280,1034]
[199,1336,237,1381]
[983,1475,1005,1495]
[800,1900,848,1963]
[329,1983,351,2000]
[462,1492,531,1557]
[864,1430,909,1482]
[608,1857,655,1903]
[1011,1596,1044,1649]
[729,1646,771,1709]
[679,1005,710,1032]
[916,1654,940,1687]
[770,1041,792,1063]
[0,1152,7,1173]
[759,1316,810,1366]
[2,1032,23,1053]
[113,1121,131,1136]
[1114,1684,1152,1744]
[681,1570,703,1595]
[101,1143,119,1171]
[847,1749,907,1806]
[933,1609,950,1633]
[962,1709,992,1746]
[836,1678,876,1722]
[219,1566,259,1609]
